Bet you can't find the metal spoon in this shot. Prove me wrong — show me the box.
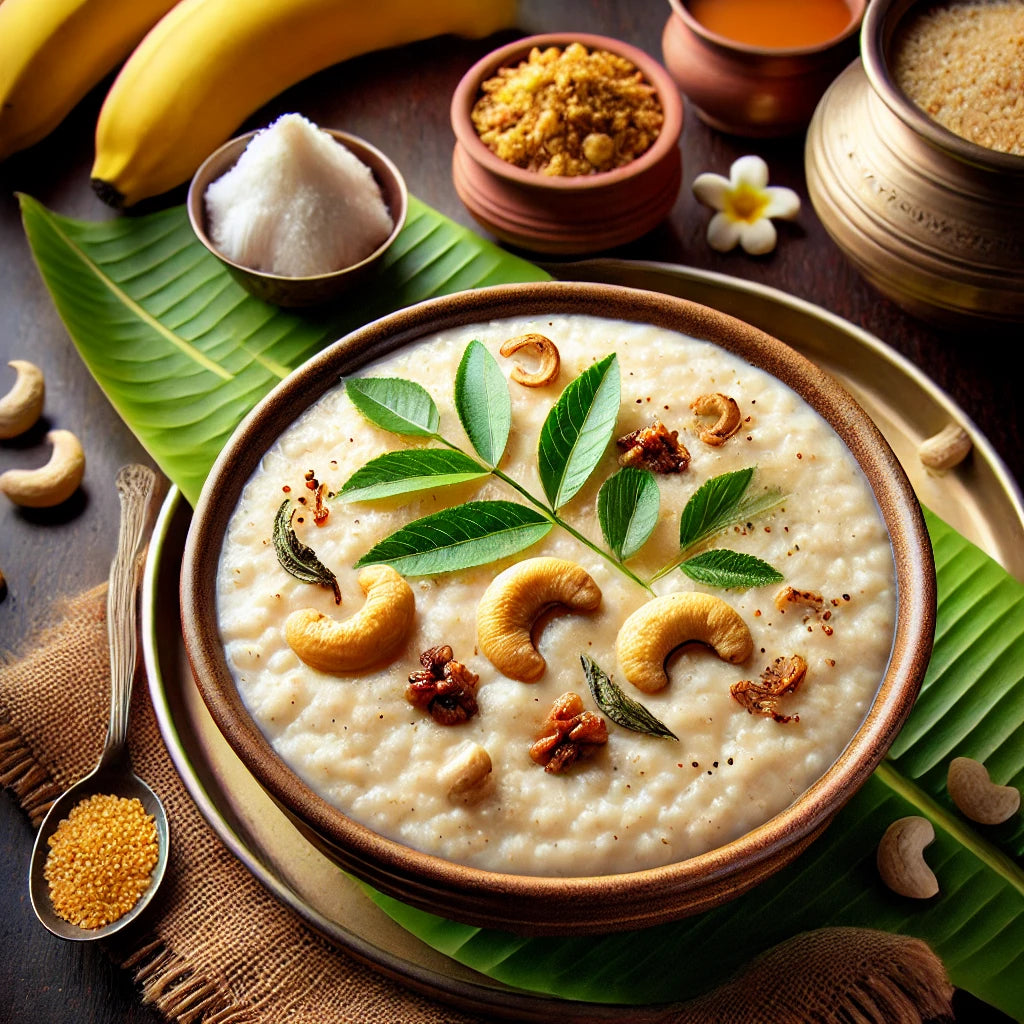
[28,463,170,940]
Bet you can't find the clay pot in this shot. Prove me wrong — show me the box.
[661,0,864,137]
[450,33,683,255]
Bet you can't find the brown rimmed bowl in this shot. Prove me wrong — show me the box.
[180,281,935,936]
[187,127,407,308]
[450,33,684,254]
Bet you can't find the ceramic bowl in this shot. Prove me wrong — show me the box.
[661,0,864,137]
[450,33,683,254]
[180,280,935,936]
[806,0,1024,329]
[187,128,407,308]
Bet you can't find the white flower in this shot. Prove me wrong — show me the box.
[692,155,801,255]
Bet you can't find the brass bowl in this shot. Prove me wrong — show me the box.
[180,281,935,936]
[450,33,683,254]
[187,128,407,308]
[661,0,864,137]
[805,0,1024,328]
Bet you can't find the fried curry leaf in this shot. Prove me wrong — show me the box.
[272,499,340,602]
[581,653,678,740]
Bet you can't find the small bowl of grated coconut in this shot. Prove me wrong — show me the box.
[187,114,407,307]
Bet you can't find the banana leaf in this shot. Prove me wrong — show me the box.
[19,196,1024,1019]
[17,193,548,507]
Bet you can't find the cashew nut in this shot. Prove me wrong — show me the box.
[499,333,560,387]
[0,360,45,439]
[0,429,85,508]
[876,816,939,899]
[476,556,601,682]
[616,591,753,693]
[947,756,1020,825]
[440,743,494,806]
[691,392,741,446]
[918,423,971,473]
[285,564,415,673]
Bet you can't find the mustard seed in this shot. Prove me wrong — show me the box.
[44,793,159,929]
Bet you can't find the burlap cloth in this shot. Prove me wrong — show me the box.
[0,583,957,1024]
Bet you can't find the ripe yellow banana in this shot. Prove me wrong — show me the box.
[91,0,518,208]
[0,0,182,161]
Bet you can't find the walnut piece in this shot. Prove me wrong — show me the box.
[406,645,480,725]
[530,691,608,773]
[730,654,808,723]
[616,419,690,473]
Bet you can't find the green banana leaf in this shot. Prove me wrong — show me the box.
[17,193,548,507]
[19,195,1024,1019]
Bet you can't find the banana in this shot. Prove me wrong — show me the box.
[0,0,182,161]
[91,0,518,208]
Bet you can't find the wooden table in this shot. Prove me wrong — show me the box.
[1,3,1020,1021]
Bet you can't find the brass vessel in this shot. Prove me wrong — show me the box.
[805,0,1024,329]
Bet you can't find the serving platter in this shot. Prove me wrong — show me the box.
[142,261,1024,1019]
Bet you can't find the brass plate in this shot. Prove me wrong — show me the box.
[142,262,1023,1020]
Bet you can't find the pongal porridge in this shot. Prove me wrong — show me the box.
[215,313,897,877]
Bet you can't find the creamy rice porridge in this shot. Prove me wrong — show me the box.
[216,313,896,877]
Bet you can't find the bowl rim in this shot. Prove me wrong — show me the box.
[861,0,1024,175]
[180,280,936,931]
[186,126,409,283]
[450,31,684,190]
[666,0,865,58]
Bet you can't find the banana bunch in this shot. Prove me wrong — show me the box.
[91,0,518,208]
[0,0,182,161]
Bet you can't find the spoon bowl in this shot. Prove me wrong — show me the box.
[28,463,168,941]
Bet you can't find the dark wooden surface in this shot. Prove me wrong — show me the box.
[1,3,1020,1022]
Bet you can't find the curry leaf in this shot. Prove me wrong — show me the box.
[353,500,552,576]
[679,549,784,589]
[345,377,439,437]
[272,500,340,602]
[597,467,660,561]
[336,449,489,502]
[678,467,755,550]
[581,654,677,740]
[454,339,511,467]
[537,353,620,510]
[18,193,550,507]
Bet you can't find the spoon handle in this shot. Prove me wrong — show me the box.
[100,463,157,769]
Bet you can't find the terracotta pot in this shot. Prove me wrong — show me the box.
[450,33,683,255]
[181,281,935,936]
[805,0,1024,329]
[661,0,864,137]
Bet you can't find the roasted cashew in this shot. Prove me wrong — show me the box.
[918,423,971,473]
[947,756,1020,825]
[285,564,415,673]
[691,392,741,446]
[440,743,494,806]
[0,360,45,439]
[0,429,85,508]
[616,591,753,693]
[476,556,601,682]
[498,333,560,387]
[876,816,939,899]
